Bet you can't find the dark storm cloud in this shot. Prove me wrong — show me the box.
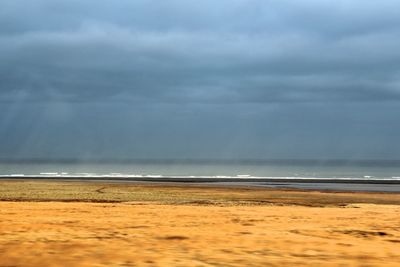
[1,0,400,160]
[1,0,400,104]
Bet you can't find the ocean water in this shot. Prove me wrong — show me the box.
[1,160,400,180]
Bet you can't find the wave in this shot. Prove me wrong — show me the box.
[1,173,400,181]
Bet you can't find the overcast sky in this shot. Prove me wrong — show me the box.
[1,0,400,160]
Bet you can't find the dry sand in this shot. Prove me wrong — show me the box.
[0,180,400,266]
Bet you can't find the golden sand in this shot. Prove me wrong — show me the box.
[0,180,400,266]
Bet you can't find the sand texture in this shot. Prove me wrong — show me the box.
[0,181,400,266]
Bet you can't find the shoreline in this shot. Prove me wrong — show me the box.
[2,176,400,193]
[3,175,400,183]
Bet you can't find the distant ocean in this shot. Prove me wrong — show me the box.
[1,159,400,180]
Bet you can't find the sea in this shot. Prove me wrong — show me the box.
[1,159,400,180]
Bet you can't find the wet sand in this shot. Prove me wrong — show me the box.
[3,176,400,193]
[1,180,400,266]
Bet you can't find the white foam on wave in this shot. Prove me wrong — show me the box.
[40,172,59,175]
[1,172,400,181]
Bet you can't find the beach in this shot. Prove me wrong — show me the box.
[1,180,400,266]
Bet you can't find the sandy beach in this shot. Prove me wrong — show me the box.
[1,180,400,266]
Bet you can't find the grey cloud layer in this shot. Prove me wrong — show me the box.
[1,0,400,160]
[1,0,400,104]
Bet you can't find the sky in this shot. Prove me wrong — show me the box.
[1,0,400,160]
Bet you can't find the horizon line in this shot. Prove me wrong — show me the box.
[1,158,400,166]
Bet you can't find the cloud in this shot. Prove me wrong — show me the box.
[1,0,400,105]
[1,0,400,160]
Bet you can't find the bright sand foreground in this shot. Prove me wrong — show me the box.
[1,180,400,266]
